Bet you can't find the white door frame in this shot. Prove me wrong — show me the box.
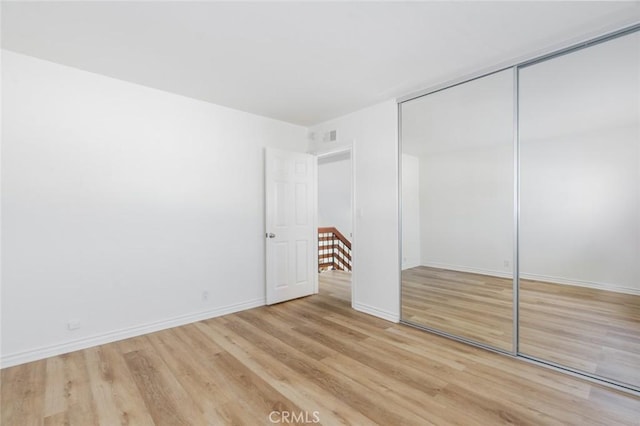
[316,145,356,306]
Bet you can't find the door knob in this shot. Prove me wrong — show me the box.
[266,233,276,238]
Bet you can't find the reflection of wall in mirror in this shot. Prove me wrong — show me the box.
[402,154,421,269]
[417,144,514,278]
[520,124,640,295]
[519,32,640,296]
[401,69,514,279]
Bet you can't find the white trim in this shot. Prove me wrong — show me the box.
[353,302,400,323]
[519,273,640,296]
[349,143,356,310]
[420,261,512,279]
[312,152,319,294]
[0,298,265,369]
[310,142,353,158]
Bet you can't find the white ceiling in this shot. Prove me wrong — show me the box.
[2,1,639,126]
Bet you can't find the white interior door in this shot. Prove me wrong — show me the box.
[265,147,317,305]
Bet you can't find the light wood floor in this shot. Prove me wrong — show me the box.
[2,270,639,425]
[402,266,640,389]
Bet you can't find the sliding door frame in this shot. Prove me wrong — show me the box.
[397,22,640,396]
[398,67,517,357]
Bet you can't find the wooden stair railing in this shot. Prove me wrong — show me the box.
[318,227,352,272]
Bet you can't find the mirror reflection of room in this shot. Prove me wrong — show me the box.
[401,69,514,352]
[400,29,639,391]
[519,31,640,389]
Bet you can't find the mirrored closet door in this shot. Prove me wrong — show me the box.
[518,30,640,389]
[400,26,639,392]
[400,69,515,352]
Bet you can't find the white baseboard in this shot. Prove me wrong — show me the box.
[519,273,640,296]
[0,298,265,369]
[420,261,512,279]
[353,302,400,323]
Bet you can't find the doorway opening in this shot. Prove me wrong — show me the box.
[317,148,353,304]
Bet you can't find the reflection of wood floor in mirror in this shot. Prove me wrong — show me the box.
[402,267,514,350]
[402,266,640,388]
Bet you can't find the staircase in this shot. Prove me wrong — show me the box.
[318,227,352,272]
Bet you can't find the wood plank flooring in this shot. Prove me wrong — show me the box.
[2,270,639,425]
[402,266,640,389]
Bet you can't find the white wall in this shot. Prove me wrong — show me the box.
[310,100,399,322]
[1,51,308,366]
[401,154,420,270]
[318,156,352,239]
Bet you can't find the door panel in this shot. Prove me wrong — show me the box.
[400,69,515,352]
[266,148,316,304]
[518,31,640,389]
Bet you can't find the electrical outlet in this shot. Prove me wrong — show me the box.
[67,320,81,330]
[202,291,209,301]
[504,260,510,268]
